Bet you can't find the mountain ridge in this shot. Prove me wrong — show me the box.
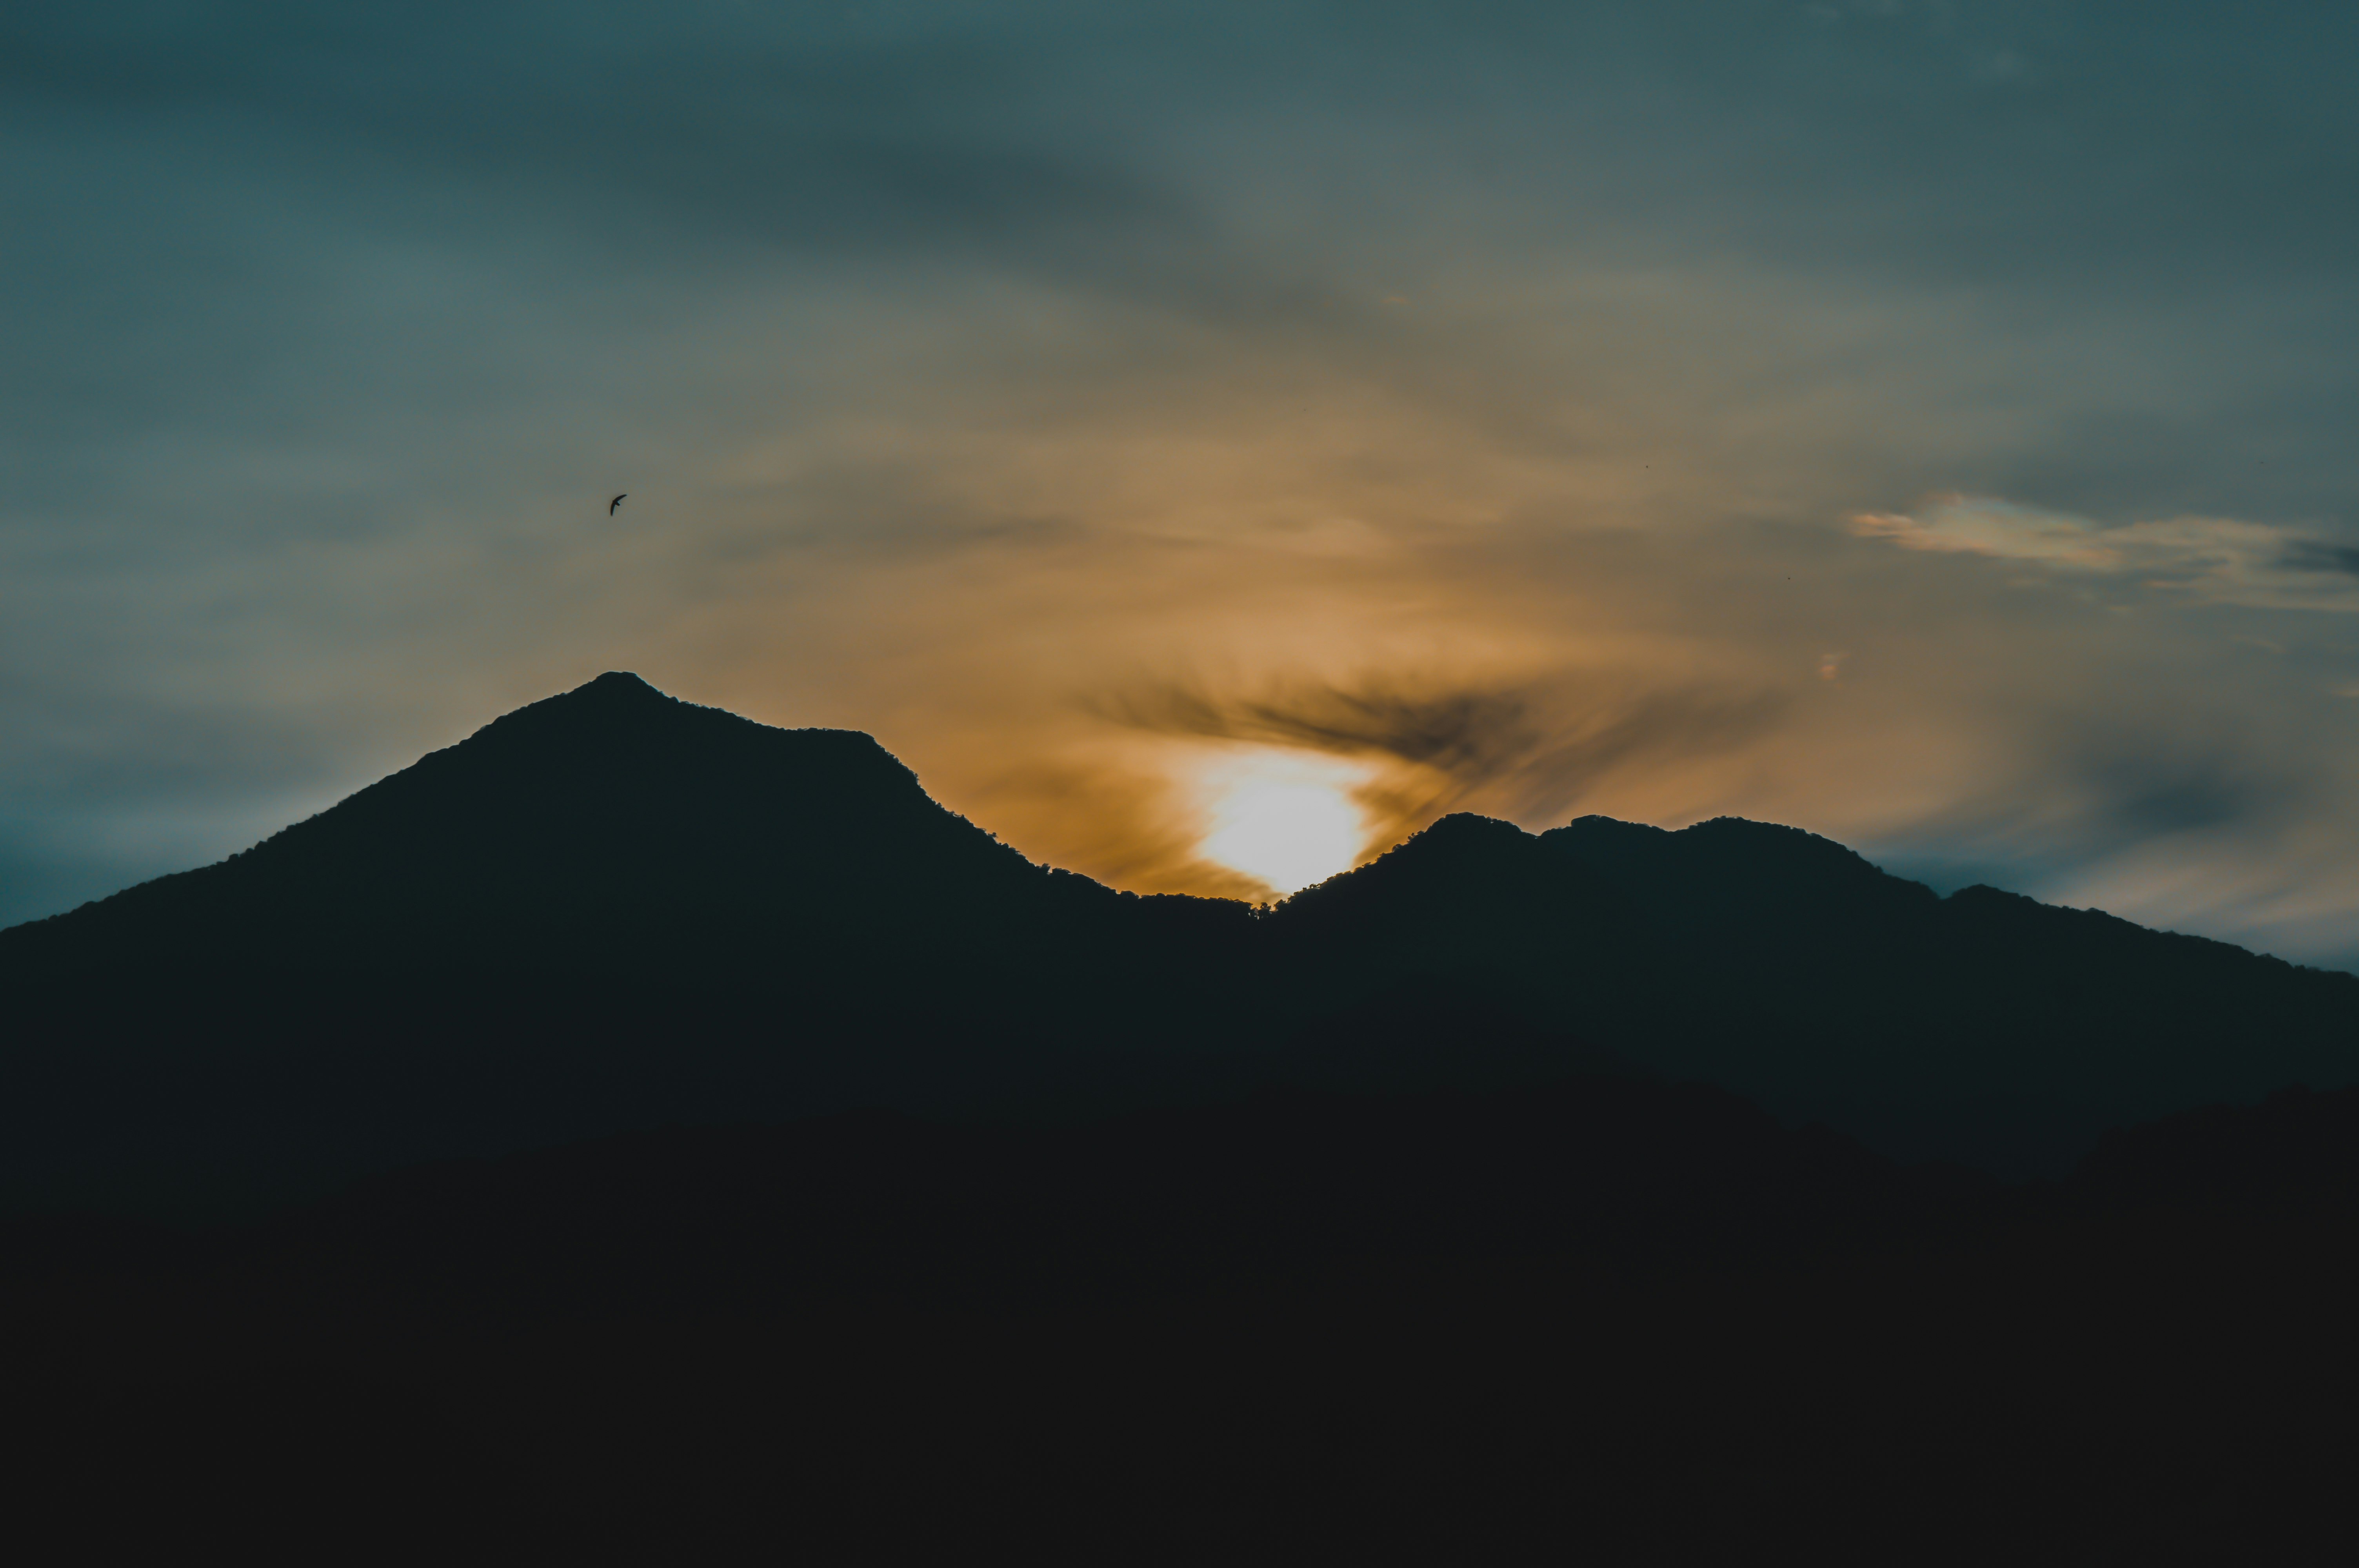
[0,670,1064,963]
[2,671,2354,1209]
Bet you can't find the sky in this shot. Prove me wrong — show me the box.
[8,2,2359,964]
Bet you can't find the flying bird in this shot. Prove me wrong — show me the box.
[609,494,627,515]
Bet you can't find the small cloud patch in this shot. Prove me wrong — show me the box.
[1852,494,2359,613]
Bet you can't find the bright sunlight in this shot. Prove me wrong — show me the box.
[1196,749,1370,895]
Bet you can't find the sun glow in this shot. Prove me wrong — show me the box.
[1197,749,1370,895]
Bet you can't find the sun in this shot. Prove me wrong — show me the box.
[1197,749,1370,895]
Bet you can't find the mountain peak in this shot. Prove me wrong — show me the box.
[1412,812,1532,850]
[0,672,1041,979]
[472,670,685,746]
[1543,813,1903,900]
[1338,812,1538,883]
[572,670,668,701]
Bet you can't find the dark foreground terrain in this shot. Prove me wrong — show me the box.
[7,673,2359,1558]
[9,1079,2359,1563]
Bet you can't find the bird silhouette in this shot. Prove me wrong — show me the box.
[610,494,627,515]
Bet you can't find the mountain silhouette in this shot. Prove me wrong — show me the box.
[4,671,1120,975]
[1265,808,2359,1171]
[2,671,2355,1211]
[8,673,2359,1557]
[0,674,1254,1209]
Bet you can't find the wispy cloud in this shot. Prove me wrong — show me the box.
[1097,671,1786,852]
[1852,494,2359,612]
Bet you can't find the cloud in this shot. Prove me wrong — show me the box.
[1096,671,1786,853]
[1852,494,2359,612]
[1850,497,2126,568]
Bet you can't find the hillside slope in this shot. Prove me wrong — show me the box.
[0,674,1253,1206]
[1264,810,2359,1171]
[3,673,2354,1205]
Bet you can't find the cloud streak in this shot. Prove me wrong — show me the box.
[1097,672,1787,867]
[1854,494,2359,612]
